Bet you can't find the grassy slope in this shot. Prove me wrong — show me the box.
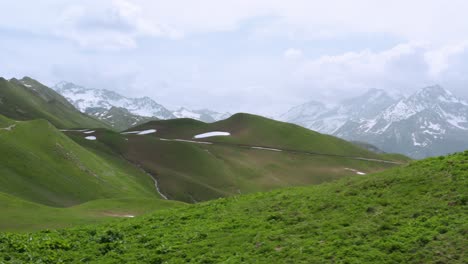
[0,115,159,207]
[0,115,184,231]
[0,193,185,232]
[132,113,408,161]
[67,128,400,203]
[0,77,109,129]
[1,152,465,263]
[69,113,406,202]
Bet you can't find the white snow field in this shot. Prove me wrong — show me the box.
[85,136,97,140]
[194,131,230,139]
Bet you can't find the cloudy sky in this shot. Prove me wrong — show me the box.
[1,0,468,115]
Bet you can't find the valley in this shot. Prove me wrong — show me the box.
[2,3,467,262]
[0,76,464,263]
[1,151,466,263]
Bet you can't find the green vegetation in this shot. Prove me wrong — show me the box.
[0,116,160,207]
[133,113,408,161]
[0,110,405,232]
[0,113,190,231]
[0,77,109,129]
[0,193,184,232]
[1,151,465,263]
[72,113,405,202]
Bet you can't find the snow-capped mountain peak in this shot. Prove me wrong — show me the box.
[279,88,398,134]
[53,81,232,129]
[53,82,174,119]
[172,107,231,123]
[173,107,201,120]
[280,85,468,158]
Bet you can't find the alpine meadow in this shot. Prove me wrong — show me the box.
[0,1,467,263]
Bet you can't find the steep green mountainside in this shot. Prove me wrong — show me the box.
[2,152,465,263]
[0,77,109,129]
[66,114,407,203]
[0,115,160,207]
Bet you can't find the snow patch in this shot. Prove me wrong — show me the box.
[251,146,283,152]
[173,108,201,119]
[159,138,213,144]
[138,129,156,135]
[444,112,468,130]
[427,122,441,131]
[344,168,366,175]
[194,131,230,139]
[85,136,96,140]
[83,130,95,134]
[411,133,430,147]
[121,131,141,135]
[105,213,135,218]
[121,129,157,135]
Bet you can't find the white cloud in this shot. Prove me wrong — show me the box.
[284,48,303,60]
[424,42,468,76]
[52,0,182,50]
[287,42,468,101]
[2,1,468,115]
[3,1,468,46]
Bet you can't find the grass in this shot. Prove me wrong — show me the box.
[0,77,109,129]
[0,116,160,207]
[74,113,408,203]
[0,193,185,232]
[68,127,401,203]
[0,151,465,263]
[132,113,408,161]
[0,114,184,231]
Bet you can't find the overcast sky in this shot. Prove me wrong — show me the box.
[1,0,468,115]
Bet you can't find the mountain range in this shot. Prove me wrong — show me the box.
[0,75,465,263]
[280,86,468,158]
[53,82,231,130]
[0,76,407,228]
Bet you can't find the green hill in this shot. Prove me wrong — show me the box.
[0,114,185,230]
[65,114,407,203]
[0,115,161,207]
[131,113,408,159]
[1,151,465,263]
[0,77,109,129]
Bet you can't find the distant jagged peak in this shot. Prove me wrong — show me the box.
[412,85,452,100]
[53,81,88,91]
[340,88,394,105]
[405,84,466,106]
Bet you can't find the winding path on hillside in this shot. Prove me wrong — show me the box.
[0,124,16,131]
